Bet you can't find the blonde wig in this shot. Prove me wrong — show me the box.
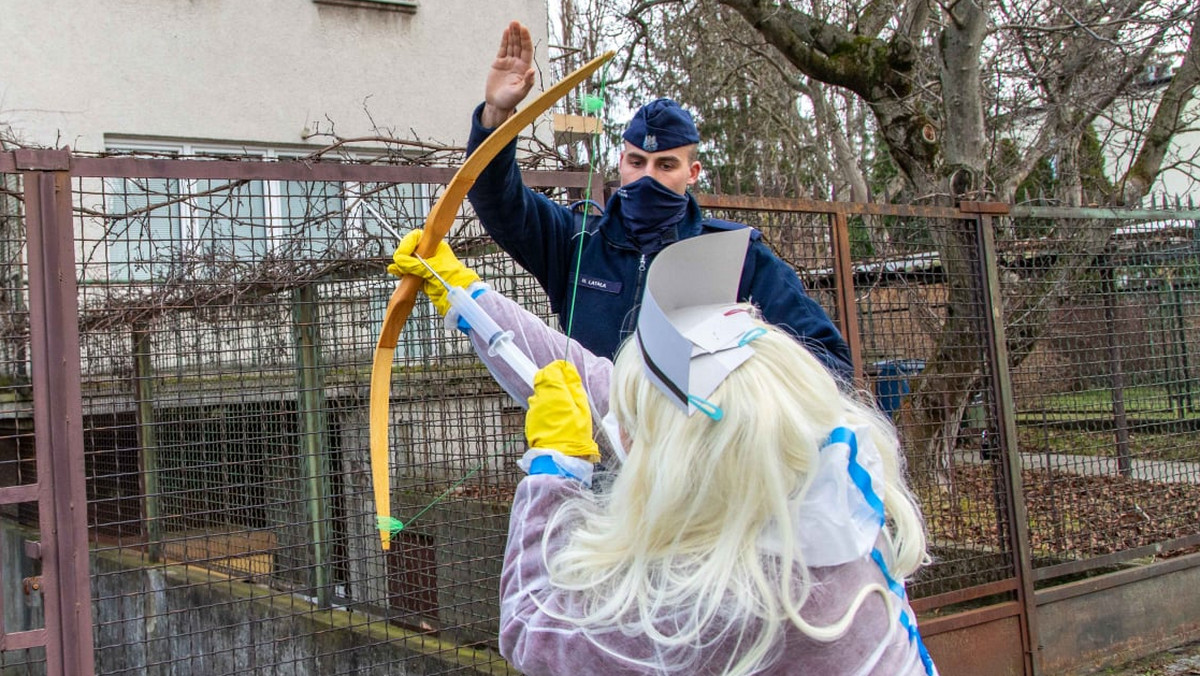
[542,313,929,675]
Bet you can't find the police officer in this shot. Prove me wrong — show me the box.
[466,20,852,378]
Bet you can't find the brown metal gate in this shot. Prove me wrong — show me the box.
[0,150,95,674]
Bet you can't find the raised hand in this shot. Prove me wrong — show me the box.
[482,21,536,127]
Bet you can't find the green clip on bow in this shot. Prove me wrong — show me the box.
[370,50,615,550]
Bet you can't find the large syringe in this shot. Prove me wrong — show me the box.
[414,255,539,388]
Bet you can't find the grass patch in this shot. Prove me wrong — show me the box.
[1017,425,1200,463]
[1019,386,1200,420]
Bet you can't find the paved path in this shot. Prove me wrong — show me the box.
[955,450,1200,484]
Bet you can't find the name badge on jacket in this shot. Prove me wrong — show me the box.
[578,275,622,294]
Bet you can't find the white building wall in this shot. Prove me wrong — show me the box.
[0,0,549,151]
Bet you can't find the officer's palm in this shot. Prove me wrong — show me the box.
[486,61,535,111]
[485,23,536,112]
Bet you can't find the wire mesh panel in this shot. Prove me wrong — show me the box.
[998,212,1200,576]
[0,170,48,675]
[70,160,563,675]
[851,212,1017,601]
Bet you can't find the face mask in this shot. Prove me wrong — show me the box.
[616,176,689,254]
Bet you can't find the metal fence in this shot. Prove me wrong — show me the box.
[695,195,1200,675]
[0,149,1198,675]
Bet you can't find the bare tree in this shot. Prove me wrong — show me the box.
[620,0,1200,482]
[0,121,30,381]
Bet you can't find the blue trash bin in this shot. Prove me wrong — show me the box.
[871,359,925,418]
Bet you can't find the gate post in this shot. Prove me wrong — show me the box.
[294,283,332,607]
[829,209,864,381]
[961,200,1041,675]
[16,148,96,676]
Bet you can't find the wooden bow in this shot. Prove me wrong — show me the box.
[370,51,615,549]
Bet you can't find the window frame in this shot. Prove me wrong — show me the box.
[101,139,429,279]
[312,0,417,14]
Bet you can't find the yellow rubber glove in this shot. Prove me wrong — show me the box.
[387,230,481,315]
[526,361,600,463]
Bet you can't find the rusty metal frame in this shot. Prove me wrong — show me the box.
[1035,533,1200,583]
[66,155,596,189]
[828,211,864,381]
[966,201,1041,675]
[1009,204,1200,221]
[696,193,967,219]
[9,148,96,674]
[911,578,1020,614]
[921,600,1025,636]
[0,150,616,676]
[1036,550,1200,607]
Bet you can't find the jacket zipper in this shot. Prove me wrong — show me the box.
[636,254,647,294]
[622,254,649,339]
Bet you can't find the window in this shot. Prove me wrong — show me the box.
[100,139,442,361]
[101,141,427,282]
[104,175,184,281]
[313,0,418,13]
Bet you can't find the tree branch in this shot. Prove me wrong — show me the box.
[1120,8,1200,204]
[715,0,896,98]
[856,0,901,38]
[994,2,1177,199]
[898,0,933,43]
[937,0,989,186]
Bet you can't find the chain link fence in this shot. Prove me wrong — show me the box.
[0,153,1197,674]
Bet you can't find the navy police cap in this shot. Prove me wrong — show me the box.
[622,98,700,152]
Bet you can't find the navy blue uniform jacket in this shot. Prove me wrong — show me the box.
[465,104,853,378]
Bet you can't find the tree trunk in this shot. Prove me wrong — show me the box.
[896,209,990,487]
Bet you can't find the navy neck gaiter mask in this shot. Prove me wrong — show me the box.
[616,176,689,255]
